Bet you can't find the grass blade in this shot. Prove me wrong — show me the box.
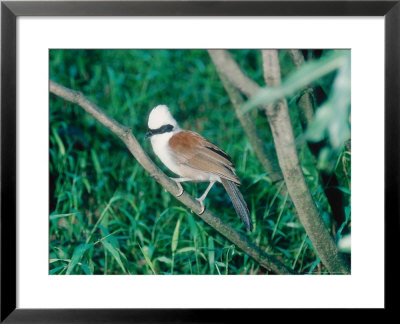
[86,195,122,244]
[138,244,157,274]
[171,217,181,254]
[66,243,93,275]
[91,149,102,175]
[102,238,127,274]
[208,237,215,275]
[51,127,66,156]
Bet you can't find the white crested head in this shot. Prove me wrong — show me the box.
[148,105,179,130]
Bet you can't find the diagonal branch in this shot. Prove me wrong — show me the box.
[49,80,294,275]
[208,50,260,98]
[214,71,282,183]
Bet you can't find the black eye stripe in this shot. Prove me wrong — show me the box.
[148,124,174,136]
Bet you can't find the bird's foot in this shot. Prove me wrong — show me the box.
[171,178,184,197]
[195,198,205,215]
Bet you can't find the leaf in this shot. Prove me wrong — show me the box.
[86,195,123,244]
[82,178,91,193]
[50,265,67,275]
[102,238,127,274]
[306,52,351,151]
[91,149,102,175]
[176,247,207,261]
[98,227,127,274]
[249,172,272,186]
[337,234,351,253]
[156,256,172,265]
[66,243,93,275]
[316,147,332,170]
[335,186,351,195]
[187,214,198,238]
[171,217,181,253]
[80,262,93,275]
[176,247,197,254]
[138,244,157,274]
[284,222,303,229]
[208,237,215,275]
[305,102,334,141]
[49,212,78,220]
[308,258,321,274]
[51,127,66,156]
[241,51,349,114]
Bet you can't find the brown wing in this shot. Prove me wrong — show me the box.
[169,131,240,184]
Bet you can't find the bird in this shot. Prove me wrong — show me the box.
[145,105,252,231]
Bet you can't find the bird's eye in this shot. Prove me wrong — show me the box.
[147,124,174,136]
[164,124,174,132]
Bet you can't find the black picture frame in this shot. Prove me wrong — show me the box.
[1,0,399,322]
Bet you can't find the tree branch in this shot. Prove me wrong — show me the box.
[288,49,315,128]
[208,49,349,274]
[288,49,306,68]
[213,69,283,183]
[208,50,260,98]
[49,80,294,275]
[261,50,349,274]
[289,50,347,233]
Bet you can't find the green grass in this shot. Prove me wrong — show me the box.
[49,49,351,275]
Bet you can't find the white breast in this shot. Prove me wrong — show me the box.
[150,132,183,176]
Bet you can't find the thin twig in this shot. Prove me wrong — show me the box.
[215,71,282,183]
[288,49,315,127]
[49,80,294,275]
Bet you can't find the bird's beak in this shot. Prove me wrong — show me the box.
[145,130,152,139]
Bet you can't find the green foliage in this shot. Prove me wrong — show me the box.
[242,51,348,111]
[306,51,351,171]
[242,50,351,172]
[49,49,351,275]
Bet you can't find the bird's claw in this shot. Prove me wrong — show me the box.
[171,179,184,197]
[195,198,205,215]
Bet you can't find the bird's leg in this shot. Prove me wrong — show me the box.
[170,177,192,197]
[195,181,216,215]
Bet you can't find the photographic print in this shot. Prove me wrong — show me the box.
[49,49,351,275]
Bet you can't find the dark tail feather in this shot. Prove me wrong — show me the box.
[221,178,253,232]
